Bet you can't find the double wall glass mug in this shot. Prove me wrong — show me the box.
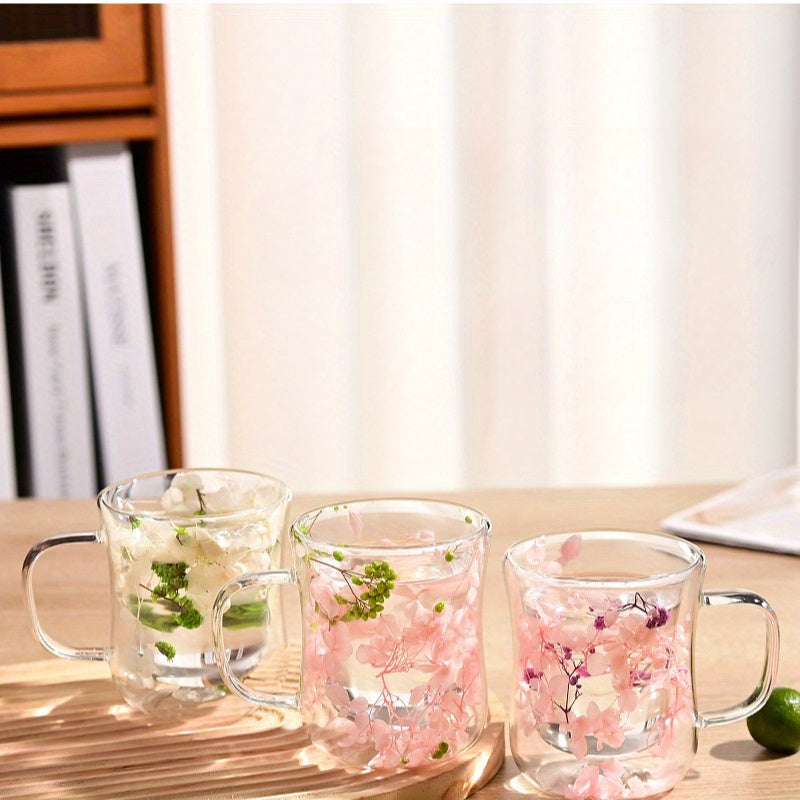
[23,468,292,718]
[503,530,779,800]
[213,499,491,769]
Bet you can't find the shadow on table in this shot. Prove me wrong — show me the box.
[0,671,342,799]
[709,739,793,763]
[0,665,506,799]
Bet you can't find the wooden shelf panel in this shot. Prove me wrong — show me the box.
[0,6,147,92]
[0,115,157,149]
[0,87,155,118]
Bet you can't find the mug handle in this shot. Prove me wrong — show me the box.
[212,570,301,709]
[697,589,780,728]
[22,532,107,661]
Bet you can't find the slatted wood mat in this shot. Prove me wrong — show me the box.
[0,645,505,799]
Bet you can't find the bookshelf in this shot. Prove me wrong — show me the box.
[0,4,183,468]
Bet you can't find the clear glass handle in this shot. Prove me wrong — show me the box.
[22,532,107,661]
[212,570,300,709]
[698,589,780,728]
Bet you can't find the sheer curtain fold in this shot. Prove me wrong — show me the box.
[171,4,799,492]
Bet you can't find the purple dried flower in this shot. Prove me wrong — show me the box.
[645,606,670,629]
[631,669,652,685]
[524,667,543,684]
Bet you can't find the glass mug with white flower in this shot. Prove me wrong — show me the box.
[212,499,491,769]
[504,531,779,800]
[23,469,291,718]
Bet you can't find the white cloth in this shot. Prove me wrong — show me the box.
[661,466,800,556]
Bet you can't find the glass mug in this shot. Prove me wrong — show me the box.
[503,530,780,800]
[23,468,291,718]
[212,498,491,769]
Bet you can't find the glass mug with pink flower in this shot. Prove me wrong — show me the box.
[212,499,491,769]
[504,531,779,800]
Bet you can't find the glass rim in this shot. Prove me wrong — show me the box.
[290,497,492,556]
[503,529,706,587]
[98,467,292,523]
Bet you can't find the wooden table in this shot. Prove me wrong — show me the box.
[1,485,798,798]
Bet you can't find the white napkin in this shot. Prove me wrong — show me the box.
[661,465,800,556]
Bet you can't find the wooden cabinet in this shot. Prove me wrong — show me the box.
[0,6,147,93]
[0,4,183,467]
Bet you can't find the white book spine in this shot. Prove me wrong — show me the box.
[9,183,96,498]
[66,142,167,484]
[0,252,16,499]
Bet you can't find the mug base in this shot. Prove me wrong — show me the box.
[120,684,250,722]
[513,757,685,800]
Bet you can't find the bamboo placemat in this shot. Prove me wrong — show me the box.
[0,645,505,799]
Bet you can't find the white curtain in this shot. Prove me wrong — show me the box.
[166,5,799,493]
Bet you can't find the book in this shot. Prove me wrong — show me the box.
[661,465,800,556]
[3,180,96,497]
[0,249,16,499]
[65,142,166,485]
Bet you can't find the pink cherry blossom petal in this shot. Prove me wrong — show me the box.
[348,510,364,540]
[560,533,582,562]
[325,682,350,707]
[524,537,547,565]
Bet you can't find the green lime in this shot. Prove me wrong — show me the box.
[747,687,800,754]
